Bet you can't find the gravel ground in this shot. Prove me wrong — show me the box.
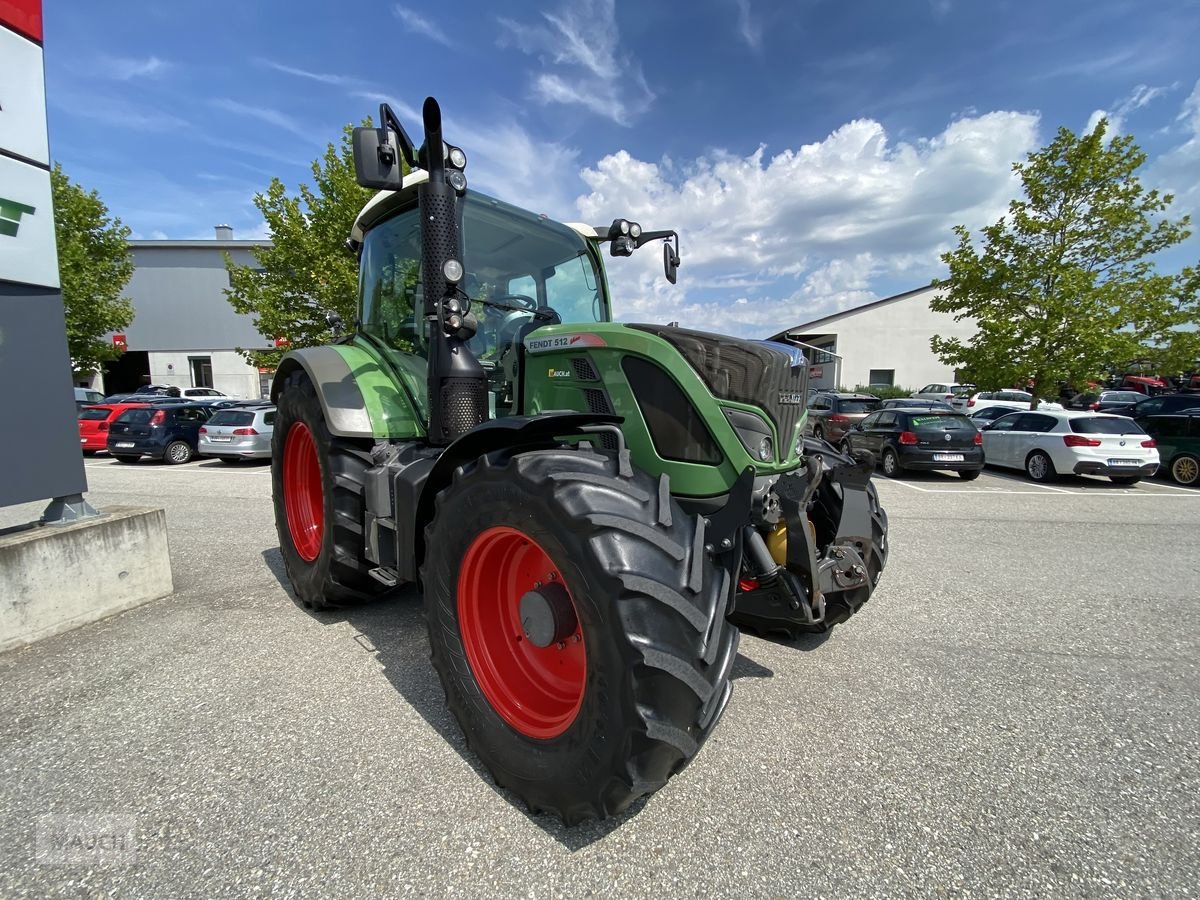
[1,458,1197,898]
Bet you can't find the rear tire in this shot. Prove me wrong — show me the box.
[881,447,902,478]
[1025,451,1057,483]
[422,447,739,824]
[1110,475,1141,486]
[272,369,384,609]
[1170,454,1199,485]
[164,440,192,465]
[959,469,981,481]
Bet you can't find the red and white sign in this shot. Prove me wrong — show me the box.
[0,0,43,43]
[809,366,824,378]
[274,336,290,347]
[112,333,127,351]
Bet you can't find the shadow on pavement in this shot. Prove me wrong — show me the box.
[262,546,782,849]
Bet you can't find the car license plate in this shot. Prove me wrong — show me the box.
[209,436,233,442]
[115,442,135,448]
[934,453,964,462]
[1108,458,1139,467]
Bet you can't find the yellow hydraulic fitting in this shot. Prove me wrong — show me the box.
[767,521,787,566]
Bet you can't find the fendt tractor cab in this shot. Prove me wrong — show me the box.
[270,97,889,823]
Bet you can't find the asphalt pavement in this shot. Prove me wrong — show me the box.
[1,458,1198,898]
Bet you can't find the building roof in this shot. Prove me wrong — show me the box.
[128,240,272,249]
[768,283,938,340]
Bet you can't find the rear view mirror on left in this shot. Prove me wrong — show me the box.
[352,127,405,190]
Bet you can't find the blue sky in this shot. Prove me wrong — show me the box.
[42,0,1200,337]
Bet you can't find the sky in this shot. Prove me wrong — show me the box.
[41,0,1200,338]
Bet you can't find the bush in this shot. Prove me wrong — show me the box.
[841,384,913,399]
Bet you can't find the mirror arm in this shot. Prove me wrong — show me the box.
[379,103,419,170]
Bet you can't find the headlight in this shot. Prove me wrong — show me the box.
[448,146,467,169]
[629,222,642,239]
[757,436,773,462]
[443,259,463,283]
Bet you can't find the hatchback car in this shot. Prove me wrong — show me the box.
[1139,414,1200,485]
[844,409,984,479]
[805,392,882,442]
[106,403,213,464]
[879,398,954,411]
[1065,390,1145,412]
[980,411,1158,484]
[74,387,105,410]
[78,402,151,454]
[198,405,276,462]
[953,389,1063,413]
[969,405,1018,424]
[911,382,974,402]
[1103,393,1200,420]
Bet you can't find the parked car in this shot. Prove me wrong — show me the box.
[1102,393,1200,420]
[1065,390,1145,411]
[880,398,954,411]
[843,409,984,479]
[74,387,105,410]
[911,382,974,402]
[198,405,276,462]
[180,387,234,398]
[106,403,214,464]
[1139,414,1200,485]
[805,392,882,443]
[969,405,1019,424]
[979,411,1158,485]
[77,402,151,454]
[953,390,1064,413]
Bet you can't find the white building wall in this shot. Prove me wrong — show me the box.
[820,287,977,390]
[147,350,261,399]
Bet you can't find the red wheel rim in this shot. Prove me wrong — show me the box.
[458,527,586,739]
[283,422,323,562]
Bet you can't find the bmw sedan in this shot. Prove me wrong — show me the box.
[980,411,1158,484]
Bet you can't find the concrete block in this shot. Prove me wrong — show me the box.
[0,506,173,654]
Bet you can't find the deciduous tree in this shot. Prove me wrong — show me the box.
[51,164,135,376]
[225,124,376,368]
[930,119,1197,406]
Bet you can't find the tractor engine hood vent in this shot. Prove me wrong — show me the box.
[628,324,809,453]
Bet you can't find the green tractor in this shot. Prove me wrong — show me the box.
[271,97,889,823]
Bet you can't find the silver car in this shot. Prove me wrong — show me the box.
[198,404,275,462]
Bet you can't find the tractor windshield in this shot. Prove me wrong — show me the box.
[359,192,609,364]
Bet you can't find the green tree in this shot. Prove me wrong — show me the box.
[51,164,135,375]
[930,119,1197,406]
[225,123,376,368]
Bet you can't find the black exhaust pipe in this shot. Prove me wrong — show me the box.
[418,97,486,445]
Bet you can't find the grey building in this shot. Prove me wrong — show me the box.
[94,227,274,398]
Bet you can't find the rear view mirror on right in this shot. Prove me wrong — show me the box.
[352,127,405,190]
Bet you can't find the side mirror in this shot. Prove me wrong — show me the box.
[352,126,405,190]
[663,243,679,284]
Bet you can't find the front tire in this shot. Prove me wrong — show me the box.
[1025,451,1057,483]
[422,447,739,824]
[1170,454,1199,486]
[272,370,384,609]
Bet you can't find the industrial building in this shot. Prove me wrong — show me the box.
[768,284,978,391]
[85,227,273,398]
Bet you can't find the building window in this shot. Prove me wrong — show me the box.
[868,369,895,386]
[189,356,214,388]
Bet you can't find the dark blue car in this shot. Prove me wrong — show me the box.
[106,403,213,464]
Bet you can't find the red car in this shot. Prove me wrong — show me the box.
[77,402,150,453]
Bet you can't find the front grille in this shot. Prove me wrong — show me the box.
[629,324,808,453]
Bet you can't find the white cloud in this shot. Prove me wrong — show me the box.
[498,0,654,126]
[256,59,356,87]
[1088,83,1172,137]
[100,55,168,81]
[210,98,312,141]
[393,5,453,47]
[1147,79,1200,222]
[574,111,1042,335]
[732,0,762,51]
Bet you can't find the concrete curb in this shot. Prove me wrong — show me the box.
[0,506,173,654]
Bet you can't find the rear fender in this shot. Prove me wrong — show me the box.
[271,345,423,439]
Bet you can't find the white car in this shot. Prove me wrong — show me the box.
[912,382,974,402]
[181,387,233,398]
[954,389,1063,414]
[980,411,1159,484]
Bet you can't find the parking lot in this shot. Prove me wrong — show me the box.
[2,459,1198,897]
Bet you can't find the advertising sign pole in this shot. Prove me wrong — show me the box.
[0,0,96,520]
